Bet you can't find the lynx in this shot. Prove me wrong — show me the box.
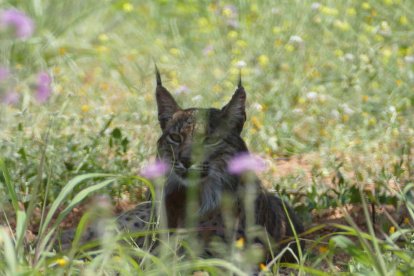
[155,69,304,261]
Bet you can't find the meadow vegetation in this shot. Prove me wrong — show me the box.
[1,0,414,274]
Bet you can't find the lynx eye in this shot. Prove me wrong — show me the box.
[167,133,182,144]
[203,137,222,147]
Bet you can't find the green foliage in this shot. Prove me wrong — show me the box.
[1,0,414,274]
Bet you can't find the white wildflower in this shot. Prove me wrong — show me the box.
[404,55,414,64]
[341,103,354,115]
[293,108,303,114]
[311,2,321,10]
[252,103,263,111]
[344,53,355,61]
[289,35,303,44]
[306,91,318,101]
[331,109,340,119]
[235,60,247,68]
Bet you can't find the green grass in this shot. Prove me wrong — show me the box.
[1,0,414,274]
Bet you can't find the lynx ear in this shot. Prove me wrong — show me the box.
[155,67,180,130]
[221,80,246,134]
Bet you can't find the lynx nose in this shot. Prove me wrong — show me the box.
[180,157,192,169]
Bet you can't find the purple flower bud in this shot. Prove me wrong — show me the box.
[141,160,169,179]
[0,9,34,39]
[35,71,52,103]
[0,66,10,82]
[227,153,266,174]
[2,91,19,105]
[174,85,190,95]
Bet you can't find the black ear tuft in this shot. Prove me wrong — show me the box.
[155,64,162,86]
[155,68,180,130]
[238,70,242,89]
[221,86,246,134]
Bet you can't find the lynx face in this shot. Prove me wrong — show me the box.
[155,72,249,216]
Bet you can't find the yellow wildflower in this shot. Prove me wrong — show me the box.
[362,95,369,102]
[371,81,379,89]
[169,48,180,57]
[231,48,241,55]
[81,105,90,113]
[250,4,259,13]
[395,79,402,87]
[375,35,384,42]
[198,17,209,28]
[319,246,329,254]
[98,33,109,42]
[273,39,283,47]
[399,16,408,26]
[259,263,268,271]
[334,49,344,57]
[235,237,245,249]
[112,255,122,262]
[389,226,396,234]
[222,7,233,17]
[227,30,238,39]
[347,8,357,16]
[285,44,295,52]
[122,2,133,12]
[320,6,338,16]
[403,217,410,225]
[56,257,69,267]
[257,55,269,68]
[272,26,282,34]
[334,20,350,32]
[297,97,306,104]
[362,2,371,10]
[59,47,67,55]
[382,48,393,58]
[251,116,263,130]
[236,40,247,49]
[208,3,217,12]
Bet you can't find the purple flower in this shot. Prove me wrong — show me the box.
[35,71,52,103]
[0,9,34,39]
[141,160,169,179]
[174,85,190,95]
[0,66,10,82]
[2,91,19,105]
[227,153,266,174]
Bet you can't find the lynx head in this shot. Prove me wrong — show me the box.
[155,68,249,212]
